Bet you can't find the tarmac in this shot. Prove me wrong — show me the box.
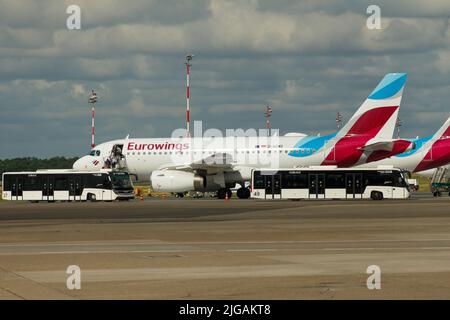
[0,194,450,299]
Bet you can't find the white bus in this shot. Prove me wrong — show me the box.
[2,170,134,202]
[251,167,410,200]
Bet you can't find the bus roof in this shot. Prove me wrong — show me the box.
[255,166,403,172]
[2,169,120,175]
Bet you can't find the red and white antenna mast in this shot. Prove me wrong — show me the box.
[185,54,194,137]
[264,105,273,136]
[88,89,98,149]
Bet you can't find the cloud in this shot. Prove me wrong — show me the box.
[1,0,450,157]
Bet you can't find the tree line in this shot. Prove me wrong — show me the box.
[0,157,79,176]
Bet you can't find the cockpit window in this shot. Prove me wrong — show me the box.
[96,150,101,156]
[89,150,101,156]
[89,150,95,156]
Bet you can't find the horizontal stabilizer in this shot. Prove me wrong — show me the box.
[360,139,415,153]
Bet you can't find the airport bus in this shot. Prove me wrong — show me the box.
[251,167,410,200]
[1,170,134,202]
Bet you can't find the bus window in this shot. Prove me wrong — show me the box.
[110,172,132,189]
[281,172,307,189]
[253,171,265,189]
[364,172,394,187]
[24,175,42,191]
[54,176,68,190]
[325,173,345,189]
[3,175,12,191]
[84,174,104,188]
[393,172,409,188]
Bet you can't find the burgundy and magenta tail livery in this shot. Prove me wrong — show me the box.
[358,117,450,173]
[297,73,413,167]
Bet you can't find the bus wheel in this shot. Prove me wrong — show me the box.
[87,193,97,202]
[237,187,250,199]
[371,191,383,200]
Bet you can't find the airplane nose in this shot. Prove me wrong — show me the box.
[72,157,85,170]
[73,156,103,171]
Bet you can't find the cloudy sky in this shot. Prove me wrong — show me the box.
[1,0,450,158]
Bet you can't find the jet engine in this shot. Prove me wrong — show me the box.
[150,170,205,192]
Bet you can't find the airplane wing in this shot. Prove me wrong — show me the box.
[156,152,235,173]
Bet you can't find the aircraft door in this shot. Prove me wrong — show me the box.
[106,144,126,170]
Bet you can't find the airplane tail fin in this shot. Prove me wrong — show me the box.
[335,73,407,141]
[430,116,450,142]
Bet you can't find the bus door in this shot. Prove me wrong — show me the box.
[346,173,363,198]
[42,176,54,201]
[69,176,82,201]
[308,173,325,199]
[265,174,281,199]
[11,176,23,200]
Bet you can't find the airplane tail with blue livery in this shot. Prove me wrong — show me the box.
[358,116,450,173]
[293,73,414,167]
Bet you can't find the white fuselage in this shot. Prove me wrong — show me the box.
[73,135,340,183]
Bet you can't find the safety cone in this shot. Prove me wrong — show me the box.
[224,192,229,202]
[140,195,144,201]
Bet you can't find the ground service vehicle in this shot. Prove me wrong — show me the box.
[251,167,410,200]
[2,170,134,202]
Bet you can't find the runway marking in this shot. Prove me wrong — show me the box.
[1,238,450,248]
[1,245,450,256]
[16,251,450,283]
[226,249,277,252]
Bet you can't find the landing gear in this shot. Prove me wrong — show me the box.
[217,188,232,200]
[236,187,251,199]
[175,192,185,198]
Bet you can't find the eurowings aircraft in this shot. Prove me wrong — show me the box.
[358,117,450,173]
[73,73,412,198]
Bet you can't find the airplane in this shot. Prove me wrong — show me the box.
[357,116,450,173]
[73,73,413,199]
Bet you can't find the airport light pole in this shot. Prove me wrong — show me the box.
[336,112,343,129]
[185,54,194,137]
[88,90,98,149]
[265,106,273,136]
[396,118,402,139]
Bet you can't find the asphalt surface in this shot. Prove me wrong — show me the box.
[1,194,450,299]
